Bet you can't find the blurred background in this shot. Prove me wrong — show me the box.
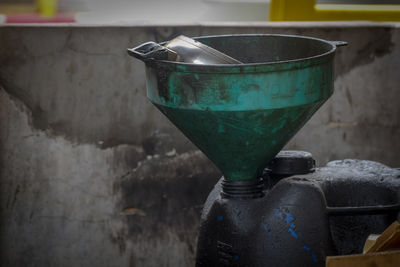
[1,1,400,267]
[1,0,400,23]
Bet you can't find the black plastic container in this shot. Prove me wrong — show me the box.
[196,153,400,267]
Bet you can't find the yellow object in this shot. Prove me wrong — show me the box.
[36,0,58,17]
[270,0,400,21]
[326,250,400,267]
[363,234,380,254]
[365,221,400,253]
[327,221,400,267]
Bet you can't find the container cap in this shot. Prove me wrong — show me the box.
[267,150,315,175]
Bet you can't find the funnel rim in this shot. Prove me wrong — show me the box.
[147,34,337,73]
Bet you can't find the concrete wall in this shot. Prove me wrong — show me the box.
[0,22,399,267]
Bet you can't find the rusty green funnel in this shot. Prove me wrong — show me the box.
[130,34,346,181]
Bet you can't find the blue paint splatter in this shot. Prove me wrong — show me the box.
[312,253,317,262]
[285,213,294,224]
[274,209,295,226]
[274,208,319,264]
[273,209,284,219]
[301,246,318,263]
[288,228,298,238]
[264,223,272,236]
[217,215,223,221]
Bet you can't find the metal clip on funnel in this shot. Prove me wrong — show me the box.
[128,34,346,182]
[128,35,242,64]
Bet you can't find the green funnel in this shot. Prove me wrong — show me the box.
[134,34,345,181]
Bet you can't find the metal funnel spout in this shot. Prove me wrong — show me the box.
[130,34,345,181]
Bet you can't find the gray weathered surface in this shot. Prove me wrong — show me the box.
[1,23,399,266]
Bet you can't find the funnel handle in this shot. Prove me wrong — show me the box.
[330,41,348,47]
[127,41,176,62]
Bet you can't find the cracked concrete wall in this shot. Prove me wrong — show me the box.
[0,23,399,267]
